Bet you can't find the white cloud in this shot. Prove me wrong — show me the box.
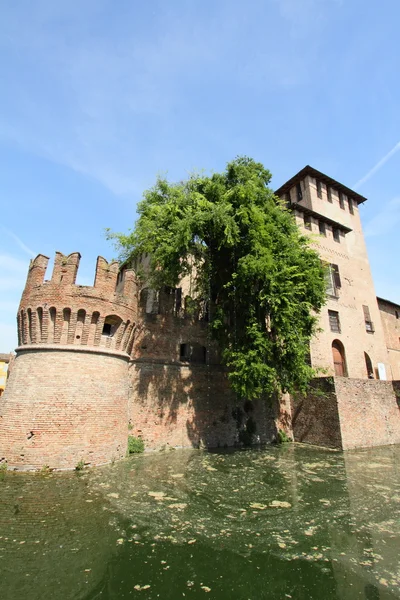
[0,1,340,195]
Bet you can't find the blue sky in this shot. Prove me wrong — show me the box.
[1,0,400,352]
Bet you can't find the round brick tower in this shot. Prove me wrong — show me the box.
[0,252,138,470]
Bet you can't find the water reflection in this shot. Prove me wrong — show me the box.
[0,445,399,599]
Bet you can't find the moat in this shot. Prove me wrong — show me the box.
[1,444,399,600]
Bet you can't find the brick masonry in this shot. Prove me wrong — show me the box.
[128,361,277,450]
[0,347,130,469]
[3,162,400,469]
[291,377,400,450]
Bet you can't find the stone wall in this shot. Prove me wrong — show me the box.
[377,297,400,380]
[129,360,276,450]
[335,377,400,449]
[291,378,343,448]
[291,377,400,450]
[0,347,130,470]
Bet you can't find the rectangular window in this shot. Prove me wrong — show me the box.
[328,310,341,333]
[296,182,303,201]
[333,228,340,243]
[327,187,332,203]
[286,191,291,205]
[325,264,341,297]
[316,180,322,198]
[180,343,191,360]
[339,192,345,209]
[363,305,374,333]
[348,198,354,214]
[304,214,312,230]
[318,221,326,236]
[395,310,399,319]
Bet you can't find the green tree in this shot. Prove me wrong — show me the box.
[107,157,326,400]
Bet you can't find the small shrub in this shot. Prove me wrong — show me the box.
[127,436,145,454]
[277,429,292,444]
[75,460,85,471]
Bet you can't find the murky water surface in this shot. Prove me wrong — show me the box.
[1,444,399,599]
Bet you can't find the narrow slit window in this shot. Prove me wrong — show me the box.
[327,187,332,203]
[363,305,374,333]
[304,214,312,230]
[316,180,322,198]
[333,228,340,243]
[318,221,326,236]
[348,198,354,214]
[296,182,303,201]
[339,192,345,209]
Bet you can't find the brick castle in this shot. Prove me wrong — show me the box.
[1,166,400,470]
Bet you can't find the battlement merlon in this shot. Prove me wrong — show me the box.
[23,252,138,301]
[26,254,50,287]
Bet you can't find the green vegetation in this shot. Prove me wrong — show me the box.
[127,435,145,454]
[277,429,292,444]
[75,460,85,471]
[108,157,326,400]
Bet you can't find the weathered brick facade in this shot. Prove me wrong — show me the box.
[1,165,400,470]
[291,377,400,450]
[0,252,137,469]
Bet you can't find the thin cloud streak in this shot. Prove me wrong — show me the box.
[353,141,400,189]
[2,228,36,257]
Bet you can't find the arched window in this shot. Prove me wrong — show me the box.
[102,315,122,337]
[332,340,347,377]
[364,352,374,379]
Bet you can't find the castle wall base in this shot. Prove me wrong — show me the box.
[0,346,130,470]
[129,361,277,450]
[291,377,400,450]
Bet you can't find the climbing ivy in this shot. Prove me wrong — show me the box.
[107,157,326,400]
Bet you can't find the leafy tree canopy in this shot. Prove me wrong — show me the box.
[107,157,326,400]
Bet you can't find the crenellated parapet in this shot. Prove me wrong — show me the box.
[18,252,138,355]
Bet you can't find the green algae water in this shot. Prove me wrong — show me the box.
[1,444,399,600]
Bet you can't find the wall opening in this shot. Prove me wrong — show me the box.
[180,343,207,364]
[364,352,374,379]
[102,315,122,338]
[332,340,347,377]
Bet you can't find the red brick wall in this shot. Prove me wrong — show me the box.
[129,361,276,450]
[18,252,137,354]
[291,377,400,450]
[291,378,343,448]
[0,347,129,470]
[335,378,400,449]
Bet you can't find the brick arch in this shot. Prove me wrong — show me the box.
[74,309,86,344]
[60,308,71,344]
[36,307,43,342]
